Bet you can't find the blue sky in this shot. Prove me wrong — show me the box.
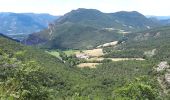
[0,0,169,16]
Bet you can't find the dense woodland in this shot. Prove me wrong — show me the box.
[1,25,170,99]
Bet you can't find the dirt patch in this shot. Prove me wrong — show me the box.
[77,63,100,68]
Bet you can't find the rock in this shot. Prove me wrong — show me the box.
[156,61,170,72]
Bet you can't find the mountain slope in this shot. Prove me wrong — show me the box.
[24,8,161,49]
[0,12,58,40]
[25,23,123,49]
[56,9,160,31]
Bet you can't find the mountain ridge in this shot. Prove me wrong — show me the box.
[24,8,162,49]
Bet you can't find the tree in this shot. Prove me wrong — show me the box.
[114,76,160,100]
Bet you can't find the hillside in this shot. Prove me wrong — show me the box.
[56,9,160,31]
[0,12,58,40]
[24,8,161,49]
[103,26,170,62]
[1,29,166,99]
[0,34,90,99]
[102,26,170,98]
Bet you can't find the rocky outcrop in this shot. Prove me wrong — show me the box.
[156,61,170,94]
[156,61,170,72]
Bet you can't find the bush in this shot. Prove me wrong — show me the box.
[0,52,52,100]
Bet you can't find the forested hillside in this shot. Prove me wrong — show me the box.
[116,26,170,61]
[1,27,169,99]
[24,8,161,49]
[1,0,170,99]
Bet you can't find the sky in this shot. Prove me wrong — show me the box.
[0,0,169,16]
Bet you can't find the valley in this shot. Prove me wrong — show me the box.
[47,44,145,68]
[0,6,170,100]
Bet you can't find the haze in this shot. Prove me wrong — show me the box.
[0,0,169,16]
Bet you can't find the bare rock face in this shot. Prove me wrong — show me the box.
[156,61,170,72]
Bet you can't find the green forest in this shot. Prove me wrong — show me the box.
[1,25,170,99]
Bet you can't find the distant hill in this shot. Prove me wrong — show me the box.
[0,12,59,40]
[24,8,161,49]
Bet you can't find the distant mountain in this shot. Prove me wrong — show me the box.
[56,9,160,31]
[22,13,58,27]
[147,15,170,25]
[0,12,59,40]
[24,8,161,49]
[159,19,170,25]
[147,15,170,20]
